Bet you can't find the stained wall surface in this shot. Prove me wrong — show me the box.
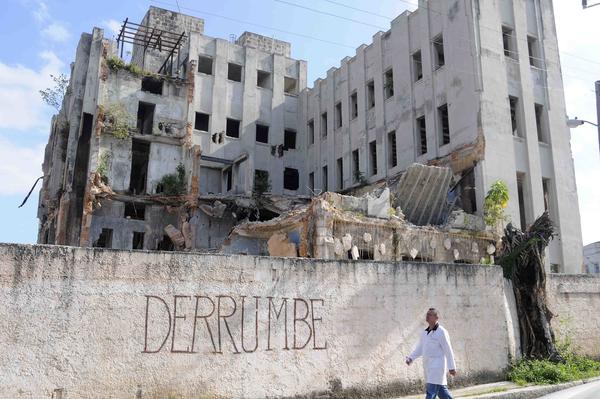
[0,243,520,398]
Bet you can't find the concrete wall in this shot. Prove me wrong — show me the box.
[1,243,515,398]
[547,274,600,359]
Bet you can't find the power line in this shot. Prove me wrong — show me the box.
[310,0,600,69]
[320,0,393,20]
[149,0,357,49]
[273,0,388,30]
[149,0,599,85]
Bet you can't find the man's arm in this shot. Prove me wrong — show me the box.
[440,328,456,374]
[406,333,423,365]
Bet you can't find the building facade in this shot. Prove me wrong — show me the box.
[299,0,582,272]
[38,1,583,272]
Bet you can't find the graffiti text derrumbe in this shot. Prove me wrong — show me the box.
[142,295,327,354]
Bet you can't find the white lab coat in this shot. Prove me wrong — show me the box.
[409,324,456,385]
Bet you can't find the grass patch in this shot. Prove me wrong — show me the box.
[508,355,600,386]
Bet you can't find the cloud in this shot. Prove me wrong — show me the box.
[0,137,45,196]
[41,22,70,42]
[0,51,64,131]
[102,19,122,38]
[32,0,49,23]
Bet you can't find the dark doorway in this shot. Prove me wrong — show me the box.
[129,139,150,194]
[137,102,155,135]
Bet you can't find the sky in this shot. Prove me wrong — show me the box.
[0,0,598,246]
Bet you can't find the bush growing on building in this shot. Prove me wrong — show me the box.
[105,55,157,78]
[156,163,186,196]
[252,171,271,199]
[96,151,110,184]
[103,103,131,139]
[484,180,509,228]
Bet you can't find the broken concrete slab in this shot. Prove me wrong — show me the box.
[394,164,453,226]
[366,187,390,219]
[164,224,185,250]
[267,233,297,257]
[199,200,227,218]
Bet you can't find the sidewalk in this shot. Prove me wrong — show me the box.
[396,377,600,398]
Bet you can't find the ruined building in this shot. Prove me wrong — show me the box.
[37,1,583,272]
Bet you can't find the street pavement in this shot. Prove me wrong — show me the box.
[537,379,600,399]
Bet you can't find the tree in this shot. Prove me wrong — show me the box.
[39,74,69,111]
[498,212,561,361]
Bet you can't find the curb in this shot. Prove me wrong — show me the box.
[459,376,600,398]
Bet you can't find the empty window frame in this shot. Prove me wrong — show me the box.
[308,119,315,145]
[458,168,477,214]
[432,35,445,69]
[516,173,527,229]
[141,76,163,95]
[254,170,270,191]
[369,140,378,176]
[228,62,243,82]
[336,157,344,189]
[124,202,145,220]
[309,172,315,192]
[366,80,375,109]
[157,235,175,251]
[321,112,328,138]
[129,139,149,194]
[255,123,269,143]
[194,112,209,131]
[94,228,113,248]
[283,168,299,190]
[322,165,328,192]
[534,103,547,142]
[527,36,541,67]
[542,178,552,214]
[352,149,360,183]
[226,118,240,138]
[417,116,427,155]
[226,168,233,191]
[412,50,423,81]
[387,130,397,168]
[384,69,394,99]
[335,102,342,129]
[438,104,450,145]
[284,77,298,94]
[284,129,296,149]
[132,232,144,250]
[350,91,358,119]
[257,70,271,89]
[198,55,213,74]
[502,26,517,59]
[509,96,521,137]
[137,102,155,135]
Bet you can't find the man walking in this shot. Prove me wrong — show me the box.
[406,308,457,399]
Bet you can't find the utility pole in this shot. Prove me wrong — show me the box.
[596,81,600,154]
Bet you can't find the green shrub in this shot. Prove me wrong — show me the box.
[105,55,159,78]
[97,151,110,183]
[156,163,186,196]
[104,103,131,139]
[508,356,600,386]
[484,180,509,227]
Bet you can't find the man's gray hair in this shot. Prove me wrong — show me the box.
[427,307,439,317]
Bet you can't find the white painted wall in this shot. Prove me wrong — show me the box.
[0,243,517,398]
